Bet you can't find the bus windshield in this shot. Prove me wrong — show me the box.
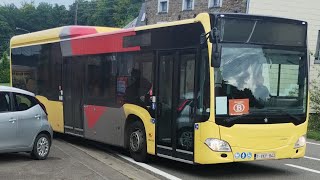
[214,44,307,119]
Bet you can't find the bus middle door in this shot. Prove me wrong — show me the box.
[156,49,196,163]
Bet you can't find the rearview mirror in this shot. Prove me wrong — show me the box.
[210,28,221,68]
[211,44,222,68]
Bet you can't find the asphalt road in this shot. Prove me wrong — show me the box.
[7,134,317,180]
[57,135,320,180]
[0,136,159,180]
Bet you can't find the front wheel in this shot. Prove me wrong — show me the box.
[128,121,148,162]
[31,134,51,160]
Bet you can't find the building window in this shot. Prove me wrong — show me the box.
[315,30,320,64]
[182,0,194,11]
[209,0,222,8]
[158,0,169,13]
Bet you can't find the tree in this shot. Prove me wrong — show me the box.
[0,51,10,83]
[113,0,143,27]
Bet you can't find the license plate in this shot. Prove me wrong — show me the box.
[255,152,275,160]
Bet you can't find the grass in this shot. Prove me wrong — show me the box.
[307,114,320,141]
[307,131,320,141]
[0,83,10,86]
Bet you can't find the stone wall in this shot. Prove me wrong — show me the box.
[145,0,247,25]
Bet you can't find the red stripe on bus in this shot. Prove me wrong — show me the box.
[70,30,140,56]
[69,26,97,38]
[84,105,108,129]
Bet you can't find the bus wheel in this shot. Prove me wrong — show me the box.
[128,121,148,162]
[178,128,193,151]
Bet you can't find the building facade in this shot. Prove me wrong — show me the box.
[145,0,248,25]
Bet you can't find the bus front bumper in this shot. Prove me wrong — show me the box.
[194,142,306,164]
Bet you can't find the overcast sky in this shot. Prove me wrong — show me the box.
[1,0,75,8]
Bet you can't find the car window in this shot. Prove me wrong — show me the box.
[14,93,37,111]
[0,92,11,112]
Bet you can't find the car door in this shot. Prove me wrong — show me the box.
[14,93,42,148]
[0,92,18,151]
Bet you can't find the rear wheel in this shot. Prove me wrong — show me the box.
[31,134,51,160]
[128,121,148,162]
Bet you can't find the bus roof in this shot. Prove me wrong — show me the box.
[10,26,119,48]
[212,13,307,25]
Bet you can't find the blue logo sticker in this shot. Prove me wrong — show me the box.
[234,152,240,159]
[194,124,199,130]
[151,118,156,124]
[247,152,252,159]
[152,103,157,110]
[241,152,247,159]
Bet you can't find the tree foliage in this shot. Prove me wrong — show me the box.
[0,51,10,83]
[0,0,143,79]
[0,0,143,45]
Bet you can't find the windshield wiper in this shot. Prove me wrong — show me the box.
[266,108,302,122]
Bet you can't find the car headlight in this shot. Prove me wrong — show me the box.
[204,138,232,152]
[294,135,306,149]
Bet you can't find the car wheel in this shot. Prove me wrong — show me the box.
[128,121,148,162]
[31,134,51,160]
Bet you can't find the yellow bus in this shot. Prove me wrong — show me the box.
[10,13,309,164]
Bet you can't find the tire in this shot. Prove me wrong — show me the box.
[31,134,51,160]
[128,121,148,162]
[177,127,194,151]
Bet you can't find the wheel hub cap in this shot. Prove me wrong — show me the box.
[37,137,49,157]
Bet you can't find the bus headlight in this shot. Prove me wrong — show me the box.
[204,138,232,152]
[294,135,306,149]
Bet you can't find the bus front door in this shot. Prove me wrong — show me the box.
[63,59,85,136]
[156,50,196,163]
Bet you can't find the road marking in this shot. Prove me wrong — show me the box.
[116,154,182,180]
[304,156,320,161]
[285,164,320,174]
[307,142,320,146]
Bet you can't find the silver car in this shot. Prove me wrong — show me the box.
[0,86,53,160]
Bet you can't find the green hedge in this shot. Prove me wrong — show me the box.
[307,114,320,141]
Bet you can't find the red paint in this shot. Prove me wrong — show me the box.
[70,29,140,56]
[69,26,97,38]
[84,105,107,129]
[177,100,191,112]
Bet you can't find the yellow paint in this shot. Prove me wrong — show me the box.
[135,19,196,31]
[11,27,63,48]
[95,27,120,33]
[36,96,64,133]
[11,26,119,48]
[9,41,12,87]
[123,104,155,155]
[192,13,309,164]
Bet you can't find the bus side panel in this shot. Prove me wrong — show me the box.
[82,104,156,155]
[123,104,155,155]
[83,106,126,147]
[36,96,64,133]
